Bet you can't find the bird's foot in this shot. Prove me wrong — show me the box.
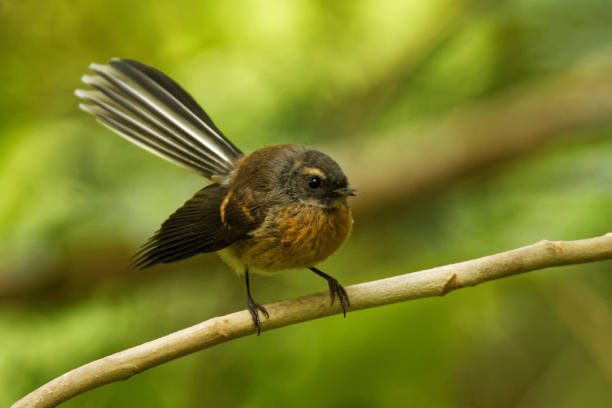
[310,267,351,317]
[326,277,350,317]
[247,296,269,335]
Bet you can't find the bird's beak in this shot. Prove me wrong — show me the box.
[334,187,357,196]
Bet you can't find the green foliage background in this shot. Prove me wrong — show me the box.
[1,1,612,407]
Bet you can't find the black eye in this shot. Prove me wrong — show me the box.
[308,176,321,189]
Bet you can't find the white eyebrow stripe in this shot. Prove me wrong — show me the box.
[301,167,327,179]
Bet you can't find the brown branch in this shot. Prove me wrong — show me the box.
[338,63,612,214]
[12,233,612,408]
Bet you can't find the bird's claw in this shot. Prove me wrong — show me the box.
[247,296,269,335]
[327,277,350,317]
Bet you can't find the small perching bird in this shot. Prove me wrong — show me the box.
[76,59,356,333]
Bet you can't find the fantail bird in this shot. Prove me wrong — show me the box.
[75,59,356,334]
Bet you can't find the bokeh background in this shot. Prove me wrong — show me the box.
[2,1,612,407]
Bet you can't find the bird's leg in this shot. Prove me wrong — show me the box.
[245,269,269,335]
[309,267,350,317]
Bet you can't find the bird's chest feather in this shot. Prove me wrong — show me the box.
[229,202,353,272]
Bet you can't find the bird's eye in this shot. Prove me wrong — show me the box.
[308,176,321,189]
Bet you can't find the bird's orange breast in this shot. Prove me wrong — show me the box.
[228,202,353,273]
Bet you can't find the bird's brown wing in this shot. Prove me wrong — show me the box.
[131,183,261,269]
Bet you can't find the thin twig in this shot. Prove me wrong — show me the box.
[338,64,612,213]
[12,233,612,408]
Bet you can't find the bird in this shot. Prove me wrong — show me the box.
[75,58,356,334]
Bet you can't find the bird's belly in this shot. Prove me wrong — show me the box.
[220,203,353,274]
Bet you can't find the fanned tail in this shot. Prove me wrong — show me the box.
[75,58,242,179]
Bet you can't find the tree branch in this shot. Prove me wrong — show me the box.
[12,233,612,408]
[337,63,612,214]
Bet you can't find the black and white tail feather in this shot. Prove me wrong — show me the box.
[75,58,242,179]
[76,59,249,269]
